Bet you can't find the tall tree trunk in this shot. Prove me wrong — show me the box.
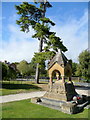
[35,63,39,83]
[35,2,46,84]
[35,39,43,83]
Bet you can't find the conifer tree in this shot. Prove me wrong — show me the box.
[15,1,67,83]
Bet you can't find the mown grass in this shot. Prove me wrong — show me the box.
[0,79,88,96]
[0,81,45,96]
[1,99,89,118]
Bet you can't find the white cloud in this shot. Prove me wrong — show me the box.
[1,24,39,63]
[1,8,88,63]
[51,9,88,62]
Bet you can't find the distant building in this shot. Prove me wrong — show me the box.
[3,60,17,71]
[9,63,17,71]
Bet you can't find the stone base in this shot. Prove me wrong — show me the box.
[31,97,89,114]
[31,81,89,114]
[60,101,77,114]
[43,81,77,101]
[31,97,78,114]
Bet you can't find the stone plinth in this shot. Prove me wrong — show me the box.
[34,97,78,114]
[43,81,77,101]
[31,80,89,114]
[61,102,77,114]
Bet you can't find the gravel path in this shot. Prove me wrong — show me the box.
[0,91,46,103]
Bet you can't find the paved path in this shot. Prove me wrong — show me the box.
[74,82,90,87]
[0,88,89,103]
[0,91,46,103]
[76,89,89,96]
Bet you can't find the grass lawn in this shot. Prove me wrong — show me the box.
[0,79,89,96]
[0,81,47,96]
[1,99,89,118]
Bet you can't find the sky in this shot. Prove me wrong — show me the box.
[1,2,88,63]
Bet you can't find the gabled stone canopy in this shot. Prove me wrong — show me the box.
[48,50,68,70]
[48,50,72,83]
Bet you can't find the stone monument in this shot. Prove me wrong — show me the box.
[43,50,77,102]
[31,51,89,114]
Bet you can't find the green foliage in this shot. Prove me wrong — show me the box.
[72,62,78,76]
[32,23,67,52]
[15,1,68,82]
[7,67,17,79]
[40,17,55,26]
[76,49,90,81]
[17,60,30,76]
[1,62,17,80]
[10,59,47,77]
[32,23,50,39]
[32,51,55,67]
[15,2,67,53]
[1,62,8,80]
[47,33,67,52]
[28,62,36,75]
[75,64,82,77]
[31,57,47,76]
[15,2,51,32]
[34,0,52,8]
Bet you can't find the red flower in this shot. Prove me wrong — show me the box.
[77,97,81,100]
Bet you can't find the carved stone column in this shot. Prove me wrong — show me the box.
[49,74,53,84]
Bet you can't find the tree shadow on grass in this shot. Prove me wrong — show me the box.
[0,82,42,90]
[38,82,48,84]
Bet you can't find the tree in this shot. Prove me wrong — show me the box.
[17,60,29,77]
[72,62,78,76]
[15,1,67,83]
[75,64,82,77]
[31,57,47,77]
[76,49,90,82]
[1,62,8,80]
[7,66,17,80]
[15,1,52,83]
[1,62,17,81]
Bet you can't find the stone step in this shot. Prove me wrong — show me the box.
[41,97,65,106]
[39,97,89,114]
[38,102,76,114]
[38,102,61,111]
